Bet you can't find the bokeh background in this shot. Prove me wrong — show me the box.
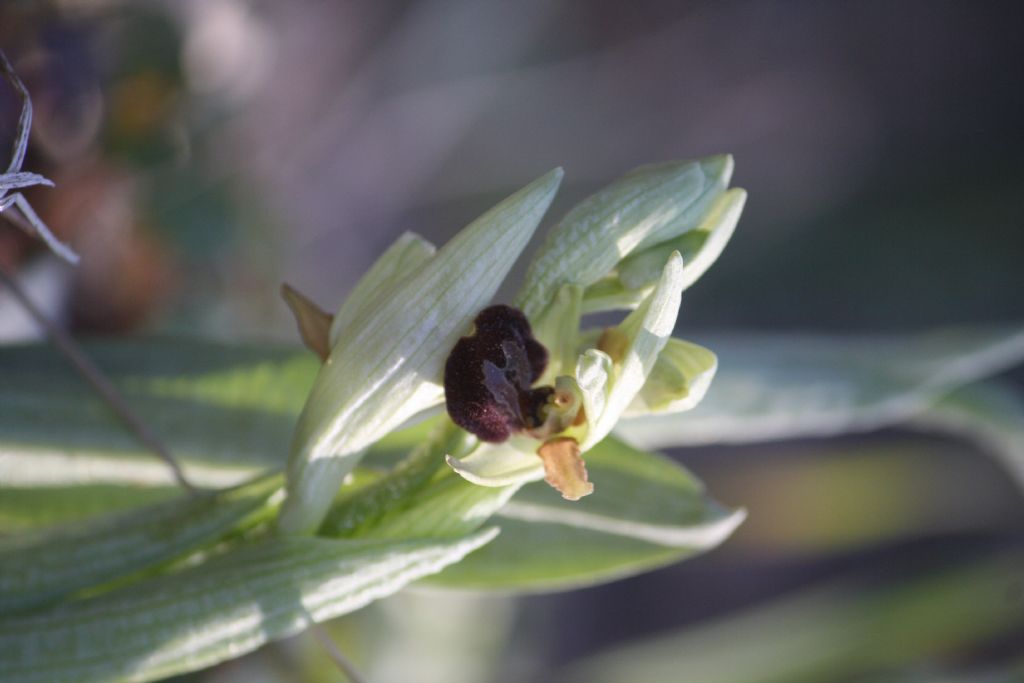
[2,1,1023,681]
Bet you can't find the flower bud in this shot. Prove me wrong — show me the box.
[616,188,747,296]
[517,155,733,319]
[625,338,717,416]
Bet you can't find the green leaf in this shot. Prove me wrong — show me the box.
[321,416,520,541]
[556,552,1024,683]
[352,474,518,541]
[0,485,178,532]
[910,380,1024,490]
[319,418,469,537]
[0,529,498,683]
[428,435,744,591]
[617,326,1024,450]
[0,338,317,487]
[0,338,436,494]
[0,473,282,615]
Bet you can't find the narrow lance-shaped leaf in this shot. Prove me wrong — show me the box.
[0,486,180,533]
[0,50,79,263]
[429,435,744,591]
[1,49,32,175]
[556,552,1024,683]
[0,473,282,615]
[0,339,317,488]
[0,339,440,494]
[909,380,1024,490]
[0,529,498,683]
[0,172,52,193]
[616,326,1024,450]
[318,417,470,537]
[279,168,563,533]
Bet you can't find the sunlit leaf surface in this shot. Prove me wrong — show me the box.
[0,339,316,486]
[429,435,743,591]
[618,326,1024,449]
[0,529,497,683]
[0,473,281,614]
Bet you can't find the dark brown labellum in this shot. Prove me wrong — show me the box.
[444,304,550,442]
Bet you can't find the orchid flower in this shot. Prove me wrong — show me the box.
[448,156,745,499]
[278,156,745,533]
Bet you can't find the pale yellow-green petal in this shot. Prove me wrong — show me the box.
[446,439,545,488]
[530,283,584,381]
[582,251,684,450]
[625,338,718,416]
[618,188,747,294]
[328,231,436,346]
[517,155,731,320]
[576,348,613,435]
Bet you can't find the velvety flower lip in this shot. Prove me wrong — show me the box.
[444,305,551,443]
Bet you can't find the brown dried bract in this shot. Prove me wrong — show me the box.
[597,326,629,364]
[281,283,333,362]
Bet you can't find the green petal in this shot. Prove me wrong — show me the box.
[578,276,651,315]
[617,188,746,293]
[517,155,732,319]
[446,438,545,488]
[582,251,684,450]
[576,348,613,433]
[529,283,584,380]
[625,338,718,416]
[279,168,563,533]
[328,231,436,346]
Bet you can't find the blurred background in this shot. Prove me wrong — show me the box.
[1,1,1023,681]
